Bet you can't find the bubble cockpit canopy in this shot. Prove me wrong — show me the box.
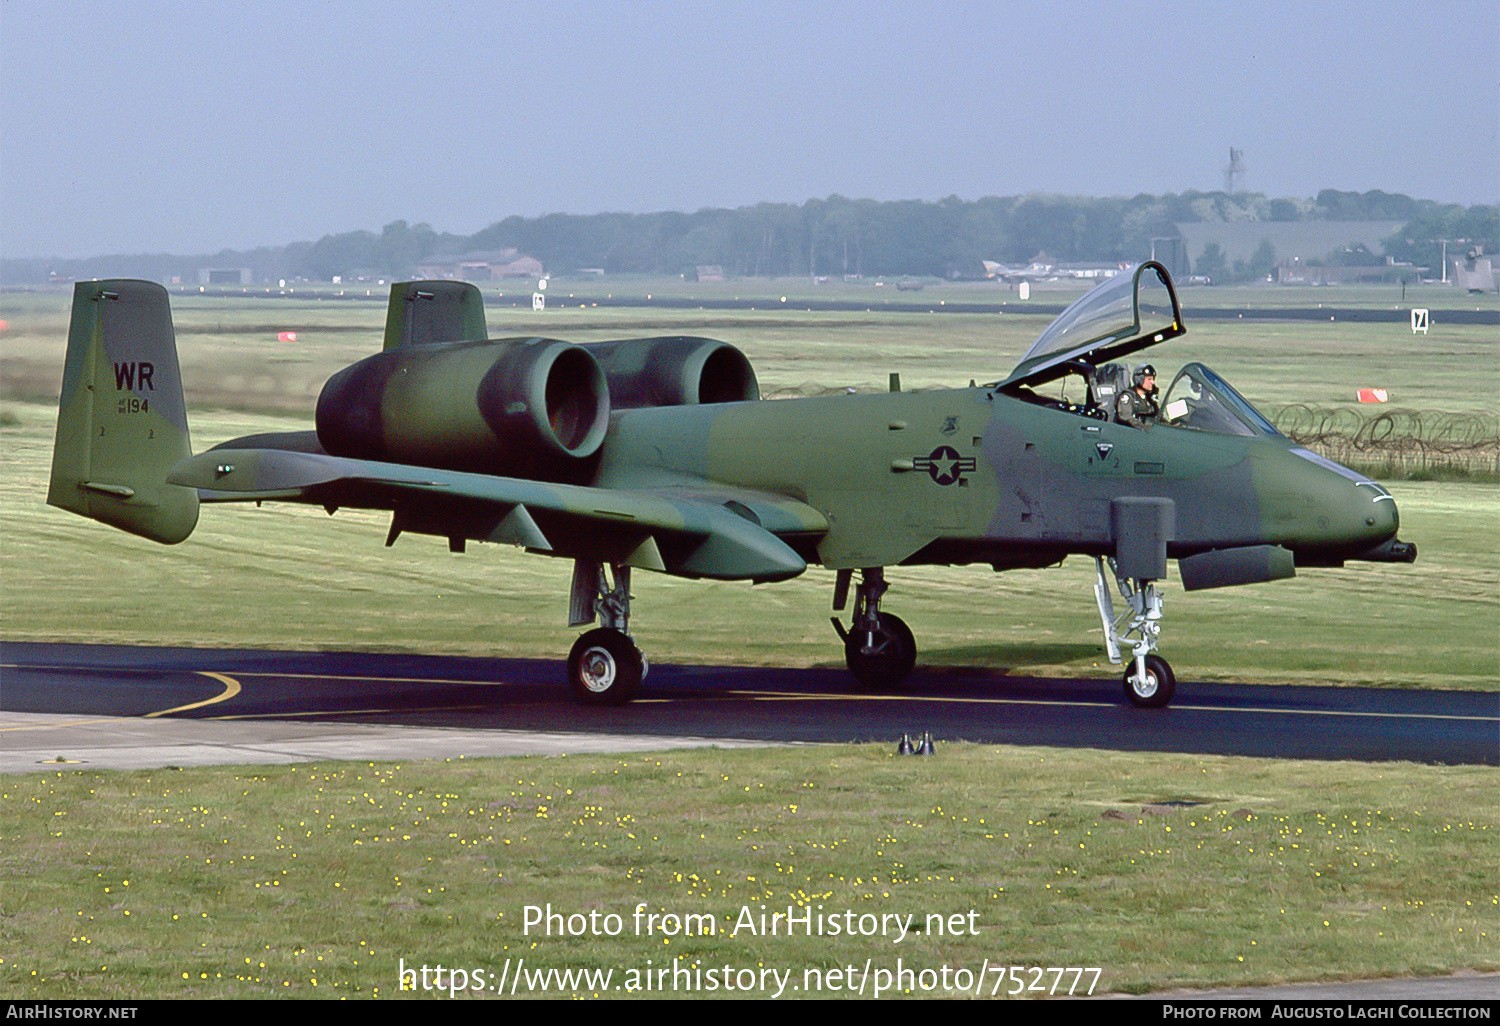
[999,261,1183,390]
[1159,363,1282,438]
[995,262,1284,438]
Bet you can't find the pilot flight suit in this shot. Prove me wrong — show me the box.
[1115,386,1159,429]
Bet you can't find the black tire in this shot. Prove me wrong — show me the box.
[844,612,917,690]
[567,628,643,705]
[1123,654,1175,708]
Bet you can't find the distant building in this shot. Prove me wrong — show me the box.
[1054,262,1123,280]
[1274,258,1422,286]
[417,248,544,281]
[695,265,724,282]
[1451,249,1500,293]
[198,267,252,285]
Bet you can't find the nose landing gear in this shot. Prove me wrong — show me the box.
[1094,556,1175,708]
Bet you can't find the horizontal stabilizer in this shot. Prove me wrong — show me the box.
[169,447,378,500]
[210,430,326,454]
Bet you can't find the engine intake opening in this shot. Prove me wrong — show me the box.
[582,337,759,408]
[543,346,607,453]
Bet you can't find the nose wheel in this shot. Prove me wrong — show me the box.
[1123,653,1175,708]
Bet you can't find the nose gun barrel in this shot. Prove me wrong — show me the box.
[1351,537,1418,563]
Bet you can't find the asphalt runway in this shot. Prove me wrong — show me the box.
[2,641,1495,771]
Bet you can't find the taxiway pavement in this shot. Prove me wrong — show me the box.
[3,642,1494,772]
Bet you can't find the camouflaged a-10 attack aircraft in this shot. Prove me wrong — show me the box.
[48,263,1416,708]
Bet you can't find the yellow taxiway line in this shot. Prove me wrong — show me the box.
[143,671,242,717]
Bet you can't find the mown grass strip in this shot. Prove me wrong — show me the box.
[1,744,1494,999]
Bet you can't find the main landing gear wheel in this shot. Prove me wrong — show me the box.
[1123,654,1175,709]
[568,628,643,706]
[844,612,916,690]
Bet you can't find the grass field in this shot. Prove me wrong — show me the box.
[0,399,1495,687]
[1,283,1495,999]
[4,279,1498,410]
[1,280,1495,685]
[1,745,1495,998]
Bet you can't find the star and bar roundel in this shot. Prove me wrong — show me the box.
[912,445,977,486]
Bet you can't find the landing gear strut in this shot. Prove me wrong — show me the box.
[1094,556,1175,708]
[567,561,645,705]
[831,568,916,689]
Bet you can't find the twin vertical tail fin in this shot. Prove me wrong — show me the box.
[47,280,199,544]
[383,279,488,350]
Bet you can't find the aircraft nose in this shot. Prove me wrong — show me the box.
[1349,479,1419,562]
[1353,479,1399,543]
[1285,447,1398,548]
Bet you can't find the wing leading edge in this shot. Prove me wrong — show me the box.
[166,447,824,583]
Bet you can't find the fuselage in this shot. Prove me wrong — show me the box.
[595,386,1401,572]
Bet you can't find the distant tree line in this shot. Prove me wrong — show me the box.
[5,190,1495,285]
[1378,203,1500,274]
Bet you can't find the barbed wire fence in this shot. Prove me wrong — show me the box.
[1269,405,1500,480]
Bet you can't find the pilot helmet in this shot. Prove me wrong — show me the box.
[1133,364,1157,388]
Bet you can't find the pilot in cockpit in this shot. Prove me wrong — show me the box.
[1115,364,1159,429]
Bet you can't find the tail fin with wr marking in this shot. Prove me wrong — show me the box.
[47,279,198,543]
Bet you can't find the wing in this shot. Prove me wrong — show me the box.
[166,447,825,583]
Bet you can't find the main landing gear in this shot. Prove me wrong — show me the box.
[566,561,645,705]
[1093,556,1175,708]
[830,568,916,689]
[559,558,1174,708]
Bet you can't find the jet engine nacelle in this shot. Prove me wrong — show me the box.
[316,338,610,478]
[582,337,759,408]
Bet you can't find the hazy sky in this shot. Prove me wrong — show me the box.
[3,0,1496,259]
